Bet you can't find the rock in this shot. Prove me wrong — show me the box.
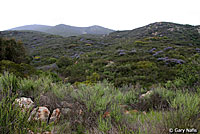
[49,108,61,123]
[42,132,52,134]
[139,90,153,99]
[28,107,50,122]
[105,61,115,67]
[143,111,147,115]
[14,97,34,112]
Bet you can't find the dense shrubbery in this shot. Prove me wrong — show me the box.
[0,73,51,134]
[0,37,26,63]
[0,60,37,78]
[1,22,200,133]
[2,23,199,88]
[56,56,73,68]
[0,72,200,133]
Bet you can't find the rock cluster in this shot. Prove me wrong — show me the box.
[14,97,34,112]
[14,97,61,123]
[28,107,50,122]
[14,97,62,134]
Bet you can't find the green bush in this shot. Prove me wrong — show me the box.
[134,40,148,45]
[47,57,57,64]
[165,90,200,129]
[0,60,36,78]
[56,56,73,68]
[175,55,200,87]
[63,61,92,83]
[136,61,157,69]
[0,73,50,133]
[0,38,26,63]
[0,88,31,133]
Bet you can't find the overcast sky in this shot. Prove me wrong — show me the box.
[0,0,200,31]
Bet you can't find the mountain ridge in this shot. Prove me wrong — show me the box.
[108,22,200,43]
[9,24,114,37]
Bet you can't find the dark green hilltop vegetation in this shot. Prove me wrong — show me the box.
[1,22,200,133]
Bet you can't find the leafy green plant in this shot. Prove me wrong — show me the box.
[0,37,26,63]
[56,56,73,68]
[164,90,200,129]
[0,75,50,133]
[98,115,112,133]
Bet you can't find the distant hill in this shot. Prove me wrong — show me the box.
[9,24,52,32]
[108,22,200,44]
[9,24,114,37]
[2,22,200,59]
[1,21,200,86]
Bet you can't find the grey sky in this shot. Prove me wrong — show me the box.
[0,0,200,31]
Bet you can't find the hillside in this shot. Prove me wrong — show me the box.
[9,24,114,37]
[1,22,200,133]
[109,22,200,44]
[1,21,200,87]
[9,24,52,32]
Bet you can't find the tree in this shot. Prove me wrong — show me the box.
[0,37,26,63]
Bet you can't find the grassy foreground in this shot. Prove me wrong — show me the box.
[0,72,200,134]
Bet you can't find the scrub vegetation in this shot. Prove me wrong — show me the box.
[0,22,200,133]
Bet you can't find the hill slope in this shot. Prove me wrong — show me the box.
[2,22,200,134]
[10,24,52,32]
[9,24,114,37]
[109,22,200,45]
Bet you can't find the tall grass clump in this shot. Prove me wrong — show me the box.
[69,81,134,133]
[0,72,52,133]
[164,90,200,129]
